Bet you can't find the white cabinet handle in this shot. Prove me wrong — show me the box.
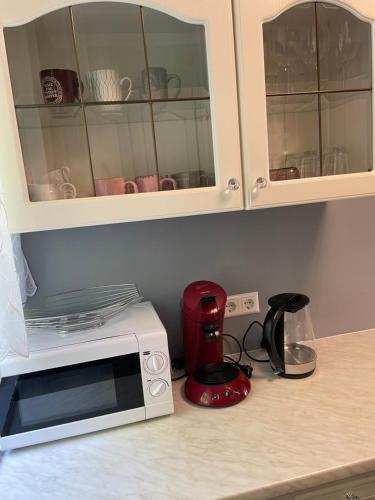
[227,178,240,191]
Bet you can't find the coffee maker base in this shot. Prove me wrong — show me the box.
[185,362,251,407]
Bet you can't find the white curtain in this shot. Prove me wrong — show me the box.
[0,189,34,361]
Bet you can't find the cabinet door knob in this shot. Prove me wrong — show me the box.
[256,177,268,189]
[227,178,240,191]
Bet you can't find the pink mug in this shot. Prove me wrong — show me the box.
[135,174,177,193]
[95,177,138,196]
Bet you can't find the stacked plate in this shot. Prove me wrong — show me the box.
[24,284,143,334]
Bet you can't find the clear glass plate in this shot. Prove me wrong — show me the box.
[24,284,143,333]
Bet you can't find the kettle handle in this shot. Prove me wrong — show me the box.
[263,304,285,374]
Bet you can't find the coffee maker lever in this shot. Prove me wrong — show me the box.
[203,323,220,342]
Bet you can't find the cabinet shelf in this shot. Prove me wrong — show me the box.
[15,96,210,109]
[14,96,210,110]
[16,99,212,129]
[266,87,372,98]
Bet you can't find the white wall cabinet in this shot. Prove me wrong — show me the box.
[234,0,375,209]
[3,0,375,232]
[0,0,242,232]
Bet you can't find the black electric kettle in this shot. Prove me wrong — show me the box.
[262,293,316,378]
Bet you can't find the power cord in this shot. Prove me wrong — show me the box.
[222,333,242,364]
[223,333,253,378]
[171,357,187,382]
[172,332,254,382]
[242,320,270,363]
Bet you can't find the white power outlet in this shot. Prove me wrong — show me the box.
[242,292,260,314]
[224,292,259,318]
[225,297,241,317]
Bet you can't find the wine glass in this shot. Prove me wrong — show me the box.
[334,15,360,88]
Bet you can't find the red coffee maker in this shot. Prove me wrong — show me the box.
[182,280,250,407]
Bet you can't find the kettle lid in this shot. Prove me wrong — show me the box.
[183,280,227,320]
[268,293,309,313]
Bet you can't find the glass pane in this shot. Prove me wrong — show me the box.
[263,3,318,95]
[4,8,79,106]
[321,91,372,175]
[143,8,209,99]
[85,103,158,195]
[16,107,94,201]
[317,3,372,91]
[0,354,144,436]
[153,100,215,189]
[72,3,147,102]
[267,94,320,180]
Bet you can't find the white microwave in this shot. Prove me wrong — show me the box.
[0,302,173,450]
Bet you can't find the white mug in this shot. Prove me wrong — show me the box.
[86,69,132,102]
[28,182,76,201]
[59,182,77,199]
[28,183,59,202]
[42,166,71,186]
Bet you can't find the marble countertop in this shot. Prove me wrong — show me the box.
[2,330,375,500]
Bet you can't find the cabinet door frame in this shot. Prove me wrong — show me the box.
[234,0,375,209]
[0,0,243,232]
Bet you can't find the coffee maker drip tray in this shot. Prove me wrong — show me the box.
[193,363,239,385]
[185,362,251,407]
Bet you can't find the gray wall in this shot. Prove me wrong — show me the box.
[21,197,375,358]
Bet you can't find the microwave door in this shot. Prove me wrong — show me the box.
[0,376,18,438]
[0,353,145,450]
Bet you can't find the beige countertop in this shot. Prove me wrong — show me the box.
[2,330,375,500]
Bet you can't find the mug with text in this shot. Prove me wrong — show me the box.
[40,69,80,104]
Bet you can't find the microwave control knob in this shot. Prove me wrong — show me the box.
[145,353,167,374]
[148,379,167,397]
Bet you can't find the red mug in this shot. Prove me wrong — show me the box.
[94,177,138,196]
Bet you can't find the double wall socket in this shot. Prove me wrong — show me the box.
[225,292,260,318]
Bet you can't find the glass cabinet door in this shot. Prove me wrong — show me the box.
[16,108,94,200]
[152,100,215,188]
[263,3,318,96]
[263,1,372,182]
[142,7,209,99]
[5,8,79,106]
[4,8,95,201]
[72,3,147,103]
[142,7,214,189]
[4,2,216,202]
[85,103,158,195]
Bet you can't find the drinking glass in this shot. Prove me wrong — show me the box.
[300,150,319,178]
[323,147,349,176]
